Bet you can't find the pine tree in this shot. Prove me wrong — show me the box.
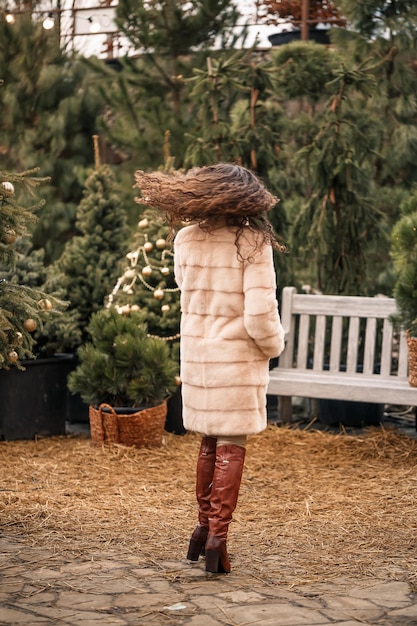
[68,307,178,408]
[183,50,290,285]
[0,168,61,368]
[334,0,417,190]
[0,8,106,262]
[1,237,81,357]
[291,56,389,295]
[87,0,243,170]
[107,207,181,364]
[49,149,132,352]
[391,186,417,336]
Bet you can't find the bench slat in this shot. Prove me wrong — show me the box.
[381,319,394,376]
[363,317,376,375]
[297,314,310,369]
[347,317,360,373]
[291,294,397,317]
[268,369,417,405]
[329,317,342,372]
[398,332,409,378]
[313,315,326,371]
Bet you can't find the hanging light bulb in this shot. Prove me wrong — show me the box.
[42,12,55,30]
[5,13,16,24]
[88,16,101,33]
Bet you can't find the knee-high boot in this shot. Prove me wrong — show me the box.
[186,436,217,561]
[205,444,246,574]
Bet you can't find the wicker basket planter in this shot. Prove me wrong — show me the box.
[406,333,417,387]
[89,402,167,448]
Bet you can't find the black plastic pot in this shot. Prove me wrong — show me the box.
[318,398,384,428]
[318,364,384,428]
[0,354,73,441]
[165,386,186,435]
[268,28,331,46]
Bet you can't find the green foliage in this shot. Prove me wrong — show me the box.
[108,208,181,363]
[0,169,64,368]
[183,49,290,285]
[291,57,387,295]
[68,307,178,407]
[1,238,81,357]
[271,41,342,104]
[338,0,417,40]
[391,187,417,335]
[49,164,132,351]
[116,0,241,57]
[0,12,105,261]
[86,0,244,172]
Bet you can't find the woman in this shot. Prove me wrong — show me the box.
[134,163,286,573]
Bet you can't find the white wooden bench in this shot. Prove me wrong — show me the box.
[268,287,417,428]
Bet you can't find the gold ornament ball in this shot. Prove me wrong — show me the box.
[161,304,170,313]
[23,318,37,332]
[121,305,131,315]
[160,266,170,276]
[38,298,53,311]
[1,181,15,194]
[153,288,165,300]
[175,375,182,386]
[138,218,149,229]
[15,331,23,345]
[4,228,16,244]
[143,241,153,252]
[131,304,140,312]
[142,265,153,277]
[126,250,139,261]
[124,268,136,280]
[156,238,166,250]
[7,350,19,364]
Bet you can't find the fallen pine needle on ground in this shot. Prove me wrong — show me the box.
[0,425,416,590]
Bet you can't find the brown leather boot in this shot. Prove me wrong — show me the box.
[186,436,217,561]
[205,444,246,574]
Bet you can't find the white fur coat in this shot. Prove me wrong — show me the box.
[174,223,285,436]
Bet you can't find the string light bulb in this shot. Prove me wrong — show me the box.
[42,12,55,30]
[5,13,15,24]
[88,16,101,33]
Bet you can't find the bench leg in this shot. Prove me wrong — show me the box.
[279,396,292,424]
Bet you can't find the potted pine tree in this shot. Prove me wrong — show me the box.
[68,307,179,447]
[0,169,70,440]
[391,187,417,387]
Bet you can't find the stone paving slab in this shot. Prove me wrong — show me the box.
[0,535,416,626]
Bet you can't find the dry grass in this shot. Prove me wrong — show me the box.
[1,424,416,589]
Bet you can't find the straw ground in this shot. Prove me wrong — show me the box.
[0,425,416,591]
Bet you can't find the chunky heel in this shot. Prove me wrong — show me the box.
[187,538,204,561]
[206,550,226,574]
[186,525,208,561]
[205,535,230,573]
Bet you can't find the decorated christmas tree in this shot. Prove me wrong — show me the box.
[106,133,181,366]
[0,168,60,368]
[107,207,181,364]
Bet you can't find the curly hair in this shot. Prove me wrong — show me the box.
[134,163,285,254]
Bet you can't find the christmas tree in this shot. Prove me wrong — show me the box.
[107,207,181,364]
[0,168,61,368]
[49,140,132,352]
